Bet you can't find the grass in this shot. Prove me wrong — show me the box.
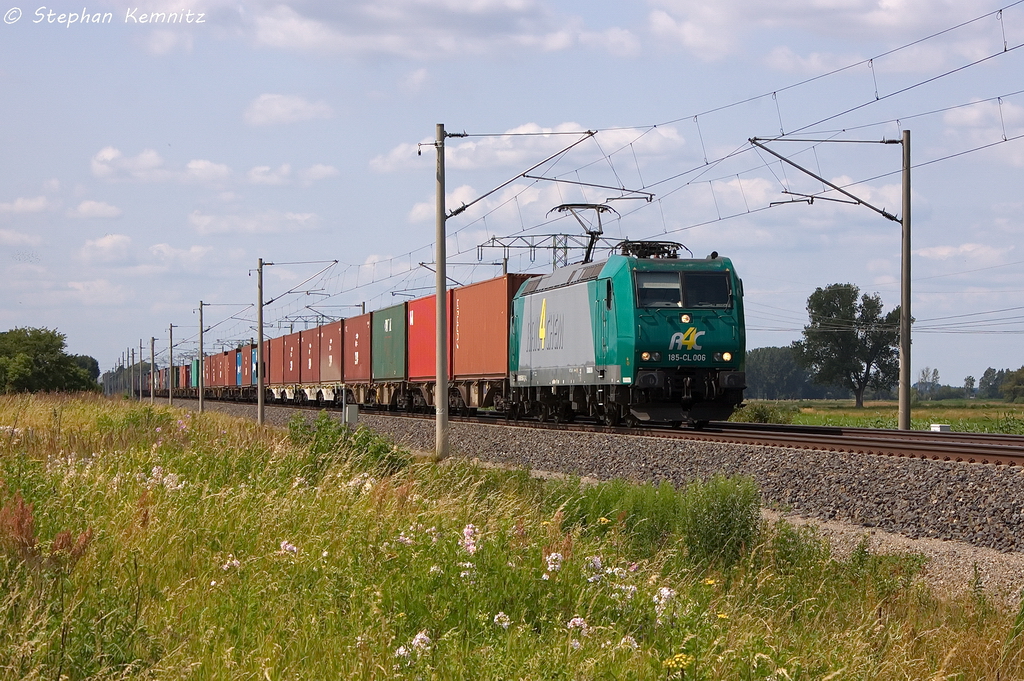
[734,398,1024,433]
[1,393,1023,679]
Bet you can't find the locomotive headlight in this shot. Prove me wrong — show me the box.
[680,314,691,323]
[641,352,651,361]
[713,353,722,361]
[722,352,732,362]
[653,352,662,361]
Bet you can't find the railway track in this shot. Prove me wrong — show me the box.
[226,398,1024,467]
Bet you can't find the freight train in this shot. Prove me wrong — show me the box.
[152,241,746,427]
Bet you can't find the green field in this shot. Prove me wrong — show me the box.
[734,399,1024,434]
[2,393,1023,679]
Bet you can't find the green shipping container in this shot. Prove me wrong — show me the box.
[371,302,407,381]
[191,359,200,388]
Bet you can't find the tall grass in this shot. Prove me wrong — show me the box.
[1,394,1022,679]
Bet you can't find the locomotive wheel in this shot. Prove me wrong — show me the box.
[538,404,551,423]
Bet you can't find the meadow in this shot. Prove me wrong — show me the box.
[734,399,1024,433]
[2,393,1023,679]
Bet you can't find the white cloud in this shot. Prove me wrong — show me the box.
[188,210,319,234]
[916,243,1008,261]
[301,164,339,182]
[91,147,232,183]
[766,46,865,74]
[245,2,633,59]
[0,228,41,245]
[67,279,129,306]
[372,123,685,173]
[248,164,292,185]
[68,200,122,219]
[649,0,1003,66]
[244,94,333,126]
[91,147,167,180]
[578,27,640,57]
[402,68,429,92]
[186,159,231,182]
[80,234,132,263]
[149,243,212,268]
[0,196,50,213]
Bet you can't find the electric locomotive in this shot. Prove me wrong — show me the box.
[508,241,745,427]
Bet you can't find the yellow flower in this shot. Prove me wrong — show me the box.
[662,653,695,669]
[702,578,716,585]
[598,517,611,525]
[541,520,551,526]
[717,613,728,619]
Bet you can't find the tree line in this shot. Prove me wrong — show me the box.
[0,327,99,393]
[748,283,1024,404]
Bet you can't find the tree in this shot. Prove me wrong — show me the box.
[71,355,101,382]
[1001,367,1024,403]
[0,327,98,393]
[964,375,975,398]
[745,346,849,399]
[791,283,900,408]
[979,368,1007,399]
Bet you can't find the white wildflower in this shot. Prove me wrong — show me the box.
[461,524,478,555]
[280,540,299,555]
[570,639,582,650]
[397,532,414,546]
[545,552,563,572]
[566,616,589,634]
[493,612,511,629]
[394,645,410,658]
[221,554,240,570]
[410,630,431,652]
[429,565,442,575]
[619,635,639,650]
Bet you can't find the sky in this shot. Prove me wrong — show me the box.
[2,0,1024,388]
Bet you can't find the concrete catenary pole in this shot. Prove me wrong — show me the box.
[139,339,144,401]
[257,259,265,426]
[150,337,155,404]
[129,348,135,400]
[899,130,912,431]
[168,324,174,407]
[435,123,449,462]
[198,301,205,414]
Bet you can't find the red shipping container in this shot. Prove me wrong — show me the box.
[300,329,321,384]
[269,336,285,384]
[343,313,372,382]
[319,321,343,382]
[452,274,535,380]
[407,291,453,381]
[226,349,238,386]
[242,345,252,385]
[283,332,300,383]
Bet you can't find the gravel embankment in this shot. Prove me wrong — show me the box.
[177,400,1024,608]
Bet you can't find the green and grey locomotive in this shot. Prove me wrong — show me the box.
[508,241,745,427]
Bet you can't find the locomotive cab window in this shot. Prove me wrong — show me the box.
[635,271,683,307]
[683,272,731,308]
[635,271,732,309]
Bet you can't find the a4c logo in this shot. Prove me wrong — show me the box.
[669,327,704,351]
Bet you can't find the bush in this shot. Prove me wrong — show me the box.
[288,410,410,479]
[679,475,761,568]
[729,401,797,424]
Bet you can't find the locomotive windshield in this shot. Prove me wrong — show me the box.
[635,271,731,308]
